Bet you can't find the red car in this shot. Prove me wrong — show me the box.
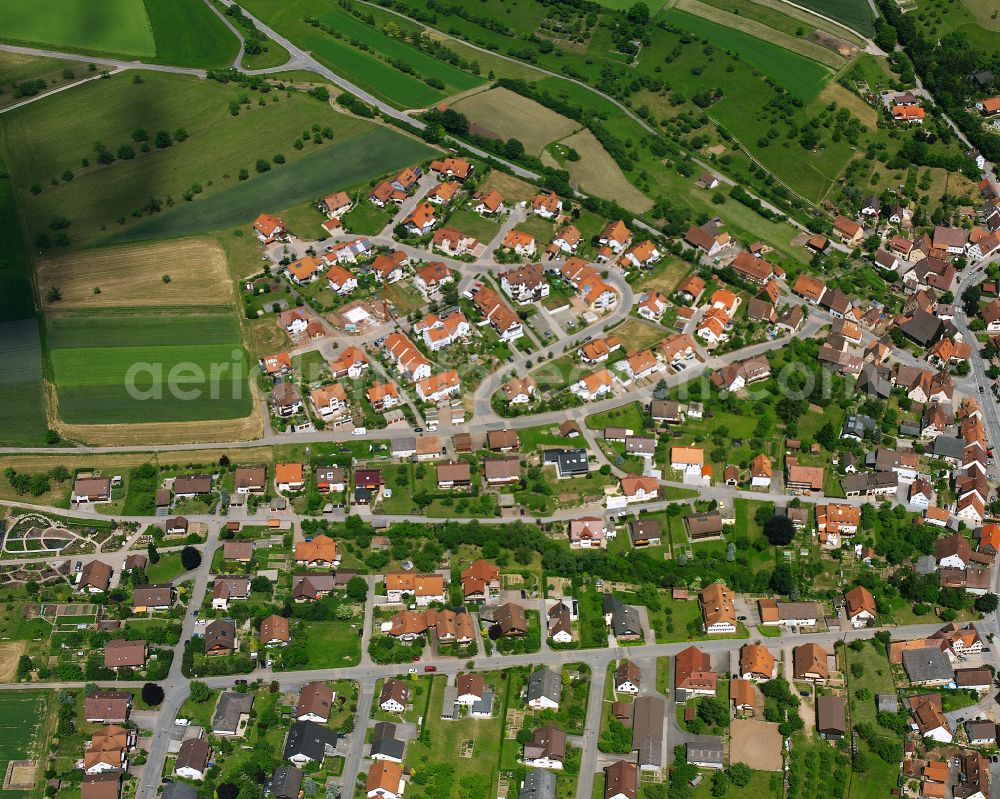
[424,665,437,673]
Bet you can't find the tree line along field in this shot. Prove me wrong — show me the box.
[0,158,48,446]
[240,0,485,108]
[0,0,240,68]
[45,311,254,425]
[0,70,425,248]
[340,0,862,204]
[0,52,91,112]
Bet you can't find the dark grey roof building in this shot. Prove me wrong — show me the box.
[901,646,954,685]
[370,721,405,762]
[211,691,254,736]
[526,669,561,708]
[519,769,557,799]
[685,737,724,769]
[162,784,199,799]
[263,767,303,799]
[542,448,590,478]
[282,721,338,764]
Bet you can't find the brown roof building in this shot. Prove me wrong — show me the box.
[260,614,291,646]
[84,692,132,724]
[104,639,146,669]
[491,602,528,637]
[295,682,334,722]
[675,645,717,695]
[793,643,829,682]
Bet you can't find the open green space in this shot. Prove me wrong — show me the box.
[661,9,831,102]
[243,0,483,107]
[0,0,240,67]
[145,551,187,583]
[111,126,437,244]
[46,310,252,424]
[0,0,155,57]
[0,690,47,791]
[0,70,433,247]
[145,0,242,68]
[0,162,48,446]
[789,0,873,35]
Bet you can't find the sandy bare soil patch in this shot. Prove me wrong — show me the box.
[0,641,27,682]
[730,718,784,770]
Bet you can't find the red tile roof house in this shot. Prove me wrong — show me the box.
[531,191,561,219]
[501,230,536,258]
[599,220,632,253]
[370,251,408,284]
[432,227,478,257]
[253,213,289,244]
[413,261,453,296]
[325,264,358,296]
[319,191,353,218]
[430,157,474,181]
[403,201,438,235]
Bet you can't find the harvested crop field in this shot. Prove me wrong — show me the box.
[53,405,264,446]
[36,239,232,308]
[452,87,580,154]
[0,641,26,682]
[555,130,652,213]
[730,718,783,770]
[477,170,539,203]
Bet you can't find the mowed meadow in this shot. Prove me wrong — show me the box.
[0,71,425,247]
[0,0,239,67]
[46,311,254,425]
[243,0,485,107]
[0,692,46,775]
[111,126,438,243]
[0,158,48,446]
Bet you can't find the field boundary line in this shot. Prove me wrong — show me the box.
[773,0,875,40]
[0,43,207,77]
[675,0,846,68]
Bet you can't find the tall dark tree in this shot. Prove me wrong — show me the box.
[180,545,202,571]
[141,682,164,706]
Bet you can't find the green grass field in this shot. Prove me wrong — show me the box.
[787,0,873,35]
[145,0,241,67]
[0,0,239,66]
[242,0,483,108]
[146,551,187,582]
[1,71,423,247]
[110,126,437,243]
[46,311,252,424]
[0,691,47,792]
[0,0,155,57]
[0,163,48,446]
[662,8,831,101]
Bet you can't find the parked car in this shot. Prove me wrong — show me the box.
[424,665,437,672]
